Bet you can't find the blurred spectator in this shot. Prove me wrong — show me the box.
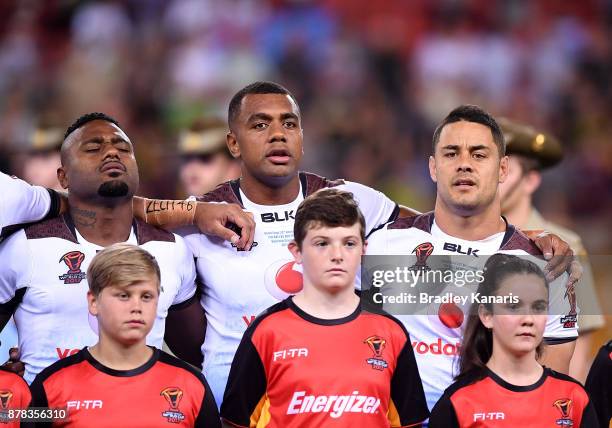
[15,121,63,191]
[177,117,240,197]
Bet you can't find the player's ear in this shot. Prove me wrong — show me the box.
[498,155,509,184]
[288,240,302,264]
[428,155,437,183]
[57,166,69,190]
[87,290,99,317]
[227,132,241,159]
[478,304,493,329]
[362,239,368,256]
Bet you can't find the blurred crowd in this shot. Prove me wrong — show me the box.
[0,0,611,260]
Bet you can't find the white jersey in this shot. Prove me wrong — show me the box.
[183,172,398,406]
[0,172,52,233]
[0,214,196,383]
[366,212,578,411]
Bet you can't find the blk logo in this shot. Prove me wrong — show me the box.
[443,242,479,257]
[261,210,295,223]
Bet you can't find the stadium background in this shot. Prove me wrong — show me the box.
[0,1,609,349]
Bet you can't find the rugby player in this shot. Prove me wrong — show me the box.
[366,105,579,413]
[221,189,429,427]
[182,82,404,406]
[0,113,202,383]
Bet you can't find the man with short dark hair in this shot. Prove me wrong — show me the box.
[367,105,579,413]
[0,113,205,383]
[183,81,404,406]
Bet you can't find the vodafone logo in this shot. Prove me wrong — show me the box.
[438,303,464,329]
[412,338,460,356]
[264,260,303,300]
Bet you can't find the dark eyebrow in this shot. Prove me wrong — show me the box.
[280,112,299,121]
[246,113,273,123]
[468,145,490,152]
[247,112,300,123]
[310,234,360,240]
[441,144,490,152]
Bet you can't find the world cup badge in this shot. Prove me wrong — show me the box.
[161,387,185,423]
[364,335,388,371]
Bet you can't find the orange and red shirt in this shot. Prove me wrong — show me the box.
[30,347,220,428]
[429,367,598,427]
[221,298,429,427]
[0,366,31,427]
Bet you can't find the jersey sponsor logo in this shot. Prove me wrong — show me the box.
[161,387,185,423]
[287,391,381,419]
[412,338,460,356]
[474,412,505,421]
[261,210,295,223]
[273,348,308,362]
[56,348,80,359]
[58,251,87,284]
[553,398,573,426]
[0,390,13,423]
[364,336,388,370]
[66,400,103,410]
[242,315,256,327]
[442,242,479,257]
[264,260,303,300]
[438,303,464,328]
[411,243,434,270]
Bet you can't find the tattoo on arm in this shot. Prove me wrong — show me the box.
[145,200,195,214]
[143,199,197,228]
[72,206,97,228]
